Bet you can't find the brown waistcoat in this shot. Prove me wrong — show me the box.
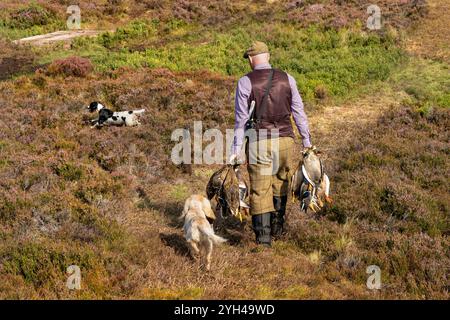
[247,68,294,139]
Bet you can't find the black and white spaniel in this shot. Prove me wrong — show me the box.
[87,101,145,128]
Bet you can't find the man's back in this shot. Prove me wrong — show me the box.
[246,68,294,139]
[230,41,313,247]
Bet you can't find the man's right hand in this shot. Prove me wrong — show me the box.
[229,153,246,165]
[302,145,318,156]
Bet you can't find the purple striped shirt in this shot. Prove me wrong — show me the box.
[231,63,312,154]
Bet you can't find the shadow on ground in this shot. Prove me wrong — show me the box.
[137,187,184,227]
[159,232,193,259]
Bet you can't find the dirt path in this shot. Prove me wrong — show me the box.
[306,89,404,158]
[13,30,103,46]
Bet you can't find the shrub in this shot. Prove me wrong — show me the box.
[314,84,328,100]
[53,163,83,181]
[47,56,93,77]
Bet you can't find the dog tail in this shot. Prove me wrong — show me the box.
[199,224,227,245]
[133,109,145,114]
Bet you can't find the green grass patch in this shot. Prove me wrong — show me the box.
[170,184,189,201]
[53,163,83,181]
[390,57,450,110]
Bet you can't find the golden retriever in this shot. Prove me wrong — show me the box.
[180,195,226,270]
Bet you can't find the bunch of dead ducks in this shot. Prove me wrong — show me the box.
[206,146,332,223]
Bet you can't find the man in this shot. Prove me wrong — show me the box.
[230,41,312,247]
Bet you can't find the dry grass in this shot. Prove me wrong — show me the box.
[0,62,447,299]
[0,0,430,38]
[405,0,450,63]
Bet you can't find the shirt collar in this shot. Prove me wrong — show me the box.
[254,63,272,70]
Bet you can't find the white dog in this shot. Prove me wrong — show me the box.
[87,101,145,128]
[180,195,226,270]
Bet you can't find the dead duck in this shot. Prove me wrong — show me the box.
[206,164,249,221]
[291,146,332,213]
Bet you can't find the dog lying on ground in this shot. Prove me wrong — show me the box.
[87,101,145,128]
[180,195,227,270]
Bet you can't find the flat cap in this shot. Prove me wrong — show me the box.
[243,41,269,59]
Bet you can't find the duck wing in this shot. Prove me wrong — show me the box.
[291,160,304,199]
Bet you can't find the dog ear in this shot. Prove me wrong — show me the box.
[203,204,216,221]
